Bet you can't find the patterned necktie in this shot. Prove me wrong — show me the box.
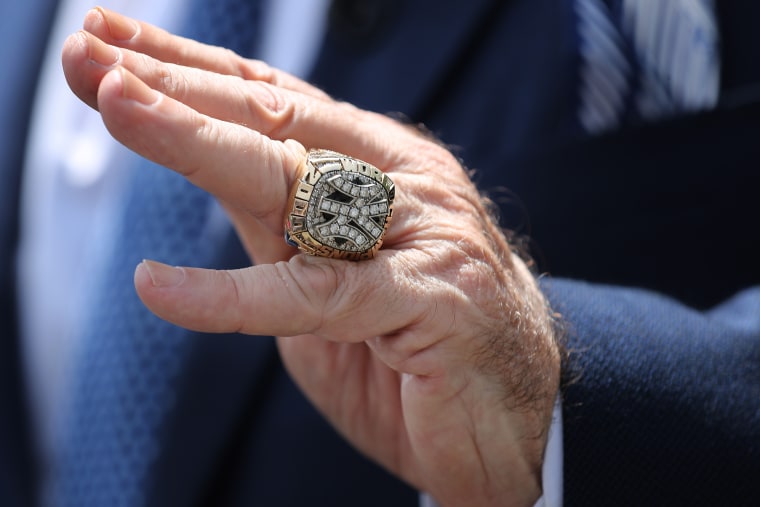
[52,2,260,506]
[574,0,720,133]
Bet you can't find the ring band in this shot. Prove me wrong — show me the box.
[285,149,395,260]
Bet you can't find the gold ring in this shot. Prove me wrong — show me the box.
[285,149,395,260]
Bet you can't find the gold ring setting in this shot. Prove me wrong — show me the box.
[285,149,395,260]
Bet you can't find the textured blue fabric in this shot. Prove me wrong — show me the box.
[544,279,760,506]
[52,166,217,507]
[516,99,760,504]
[52,2,260,506]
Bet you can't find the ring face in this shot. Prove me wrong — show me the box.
[286,150,395,260]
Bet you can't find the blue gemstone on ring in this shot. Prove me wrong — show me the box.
[284,231,298,247]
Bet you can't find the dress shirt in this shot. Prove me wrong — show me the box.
[16,0,561,504]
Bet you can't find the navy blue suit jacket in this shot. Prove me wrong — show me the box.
[2,0,758,506]
[0,1,60,505]
[310,2,760,504]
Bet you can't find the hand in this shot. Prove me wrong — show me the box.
[62,8,560,506]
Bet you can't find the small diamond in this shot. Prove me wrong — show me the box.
[358,216,367,226]
[330,202,340,213]
[349,208,360,218]
[361,206,370,216]
[379,203,388,213]
[369,204,379,215]
[337,216,347,225]
[372,227,382,237]
[356,235,366,245]
[355,198,365,207]
[348,229,357,238]
[320,226,331,236]
[321,200,331,211]
[340,205,350,215]
[342,182,353,193]
[330,223,340,234]
[339,225,349,235]
[360,188,369,198]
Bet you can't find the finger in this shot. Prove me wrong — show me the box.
[96,65,302,233]
[133,253,460,372]
[89,65,447,248]
[82,7,329,99]
[62,30,291,126]
[63,30,416,170]
[63,31,301,134]
[61,30,113,110]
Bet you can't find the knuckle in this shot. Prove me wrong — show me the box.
[221,270,247,333]
[221,47,241,65]
[257,89,297,140]
[243,80,290,116]
[284,256,373,341]
[156,64,192,102]
[273,259,331,334]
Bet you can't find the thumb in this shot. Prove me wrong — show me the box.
[133,255,422,339]
[133,258,326,337]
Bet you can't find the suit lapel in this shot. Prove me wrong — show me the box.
[0,0,60,286]
[310,0,500,117]
[0,0,60,505]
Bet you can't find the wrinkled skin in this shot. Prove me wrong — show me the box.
[61,8,560,506]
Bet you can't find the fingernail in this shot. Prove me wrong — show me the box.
[95,7,139,41]
[119,67,160,105]
[86,32,121,66]
[141,260,186,288]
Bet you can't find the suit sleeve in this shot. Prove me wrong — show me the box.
[541,278,760,506]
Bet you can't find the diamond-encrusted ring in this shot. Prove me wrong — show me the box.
[285,149,395,260]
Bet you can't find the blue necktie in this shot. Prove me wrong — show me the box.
[53,2,260,506]
[573,0,720,133]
